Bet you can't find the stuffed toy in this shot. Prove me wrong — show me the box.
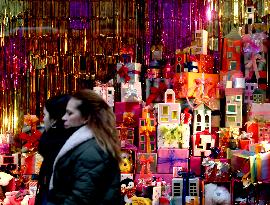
[120,178,136,205]
[205,183,230,205]
[0,172,15,201]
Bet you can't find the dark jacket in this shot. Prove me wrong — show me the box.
[47,126,121,205]
[35,126,78,205]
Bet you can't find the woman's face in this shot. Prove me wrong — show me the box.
[43,107,53,131]
[62,98,86,129]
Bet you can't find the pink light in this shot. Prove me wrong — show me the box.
[206,7,211,21]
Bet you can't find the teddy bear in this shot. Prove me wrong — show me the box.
[205,183,231,205]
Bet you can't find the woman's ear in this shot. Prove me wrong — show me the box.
[50,119,57,128]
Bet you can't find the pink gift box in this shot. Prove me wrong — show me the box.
[157,148,188,174]
[114,102,142,126]
[0,143,10,154]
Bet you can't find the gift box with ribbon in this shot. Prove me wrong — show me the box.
[117,63,141,83]
[157,148,188,174]
[145,79,169,104]
[93,81,114,107]
[117,126,135,147]
[251,152,270,183]
[115,102,142,127]
[138,118,157,153]
[202,158,230,182]
[157,124,183,149]
[136,153,157,179]
[121,82,142,102]
[172,73,219,99]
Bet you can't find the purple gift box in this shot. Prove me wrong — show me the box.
[157,148,189,174]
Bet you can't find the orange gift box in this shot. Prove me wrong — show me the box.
[172,73,219,99]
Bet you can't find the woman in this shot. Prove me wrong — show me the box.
[35,94,76,205]
[47,89,121,205]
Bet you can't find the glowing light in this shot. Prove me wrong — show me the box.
[207,7,212,21]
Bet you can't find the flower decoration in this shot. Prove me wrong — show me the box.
[19,114,42,152]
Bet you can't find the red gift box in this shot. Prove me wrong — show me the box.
[190,156,202,176]
[115,102,142,126]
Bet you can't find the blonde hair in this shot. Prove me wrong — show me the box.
[73,89,121,161]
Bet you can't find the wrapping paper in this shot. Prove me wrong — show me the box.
[117,63,141,83]
[172,73,219,99]
[115,102,142,126]
[157,124,183,149]
[196,54,214,73]
[93,86,114,107]
[117,126,134,147]
[193,130,216,156]
[146,79,170,104]
[254,152,270,182]
[136,153,157,175]
[157,103,181,125]
[138,118,157,153]
[121,82,142,102]
[202,158,230,182]
[157,148,188,173]
[21,153,43,175]
[249,103,270,121]
[0,143,10,154]
[190,156,202,176]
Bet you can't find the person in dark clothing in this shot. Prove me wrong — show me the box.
[47,89,121,205]
[35,94,78,205]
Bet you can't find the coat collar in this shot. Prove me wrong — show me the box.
[49,125,94,190]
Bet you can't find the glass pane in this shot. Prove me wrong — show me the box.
[172,111,178,120]
[162,106,169,115]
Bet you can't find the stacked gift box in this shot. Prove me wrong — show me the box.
[107,26,270,204]
[2,20,269,205]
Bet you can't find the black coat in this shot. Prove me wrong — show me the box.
[35,126,78,205]
[47,126,121,205]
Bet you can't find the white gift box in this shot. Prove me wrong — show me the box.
[93,86,114,107]
[121,82,142,102]
[117,63,141,83]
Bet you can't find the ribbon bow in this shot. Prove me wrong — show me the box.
[117,65,130,83]
[124,85,141,102]
[146,81,167,105]
[139,155,154,179]
[122,112,136,127]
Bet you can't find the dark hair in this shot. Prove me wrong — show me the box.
[44,94,71,124]
[72,89,121,162]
